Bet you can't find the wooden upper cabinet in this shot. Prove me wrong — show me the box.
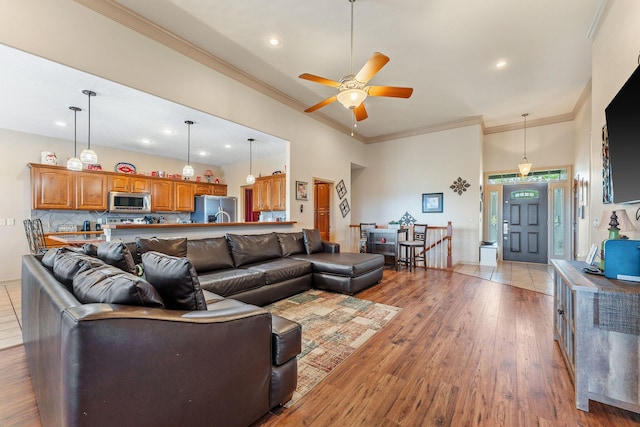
[194,183,213,196]
[252,174,286,211]
[174,181,195,212]
[150,180,173,212]
[212,184,227,196]
[195,183,227,196]
[76,172,108,210]
[270,174,286,211]
[108,175,151,193]
[31,165,75,209]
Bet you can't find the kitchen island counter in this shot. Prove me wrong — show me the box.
[102,221,297,241]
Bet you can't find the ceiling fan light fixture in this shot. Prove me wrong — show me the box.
[337,88,367,109]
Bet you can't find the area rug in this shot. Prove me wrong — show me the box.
[264,290,401,406]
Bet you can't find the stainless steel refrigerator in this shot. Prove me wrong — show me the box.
[190,196,237,223]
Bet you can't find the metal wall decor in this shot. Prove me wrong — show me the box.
[339,199,350,217]
[336,179,347,199]
[450,177,471,195]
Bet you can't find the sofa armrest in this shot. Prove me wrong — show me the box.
[271,314,302,366]
[322,241,340,253]
[60,299,274,426]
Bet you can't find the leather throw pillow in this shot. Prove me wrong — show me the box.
[141,251,206,311]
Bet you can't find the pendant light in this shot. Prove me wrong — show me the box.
[80,89,98,164]
[246,138,255,184]
[518,113,532,176]
[66,106,83,171]
[182,120,195,178]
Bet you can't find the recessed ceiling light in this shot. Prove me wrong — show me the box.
[163,128,175,135]
[141,139,152,144]
[495,59,508,69]
[55,121,67,127]
[268,37,281,47]
[225,144,231,149]
[198,151,209,156]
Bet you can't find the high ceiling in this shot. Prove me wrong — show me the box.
[0,0,605,165]
[115,0,604,136]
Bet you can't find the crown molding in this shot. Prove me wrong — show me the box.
[365,116,485,144]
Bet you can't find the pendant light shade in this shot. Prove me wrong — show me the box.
[246,138,255,184]
[182,120,195,178]
[80,90,98,164]
[518,113,532,176]
[66,106,83,171]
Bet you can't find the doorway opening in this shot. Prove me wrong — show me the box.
[483,167,572,263]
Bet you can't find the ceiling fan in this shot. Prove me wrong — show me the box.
[299,0,413,122]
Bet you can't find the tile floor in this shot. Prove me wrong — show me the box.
[0,281,22,351]
[0,262,554,352]
[453,261,555,296]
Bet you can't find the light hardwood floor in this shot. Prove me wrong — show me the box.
[2,269,639,426]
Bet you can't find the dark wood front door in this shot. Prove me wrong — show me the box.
[503,183,548,263]
[314,182,331,241]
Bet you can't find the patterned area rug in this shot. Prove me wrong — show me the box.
[264,290,401,406]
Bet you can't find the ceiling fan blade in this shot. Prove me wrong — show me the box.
[354,52,390,84]
[299,73,341,88]
[354,103,368,121]
[304,95,338,113]
[367,86,414,98]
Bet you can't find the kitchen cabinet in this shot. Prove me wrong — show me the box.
[552,259,640,412]
[30,165,107,210]
[29,163,214,213]
[108,175,151,193]
[31,165,75,209]
[194,183,227,196]
[252,174,286,211]
[76,172,108,210]
[150,180,173,212]
[174,181,195,212]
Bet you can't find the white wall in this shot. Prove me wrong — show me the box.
[572,90,592,259]
[590,1,640,245]
[483,121,575,173]
[353,125,483,264]
[0,0,367,281]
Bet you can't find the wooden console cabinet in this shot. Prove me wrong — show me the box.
[29,163,226,212]
[552,259,640,413]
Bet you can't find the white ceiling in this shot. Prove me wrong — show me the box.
[0,0,605,165]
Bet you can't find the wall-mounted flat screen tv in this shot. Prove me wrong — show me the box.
[604,64,640,204]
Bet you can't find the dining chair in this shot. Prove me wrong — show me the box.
[398,223,427,271]
[359,223,377,253]
[23,218,47,254]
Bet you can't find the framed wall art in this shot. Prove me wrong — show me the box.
[422,193,443,213]
[296,181,309,201]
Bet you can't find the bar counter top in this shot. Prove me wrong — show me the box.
[102,221,296,230]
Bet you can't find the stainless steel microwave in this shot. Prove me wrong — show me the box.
[108,192,151,213]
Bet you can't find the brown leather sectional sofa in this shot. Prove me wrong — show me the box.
[21,229,384,426]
